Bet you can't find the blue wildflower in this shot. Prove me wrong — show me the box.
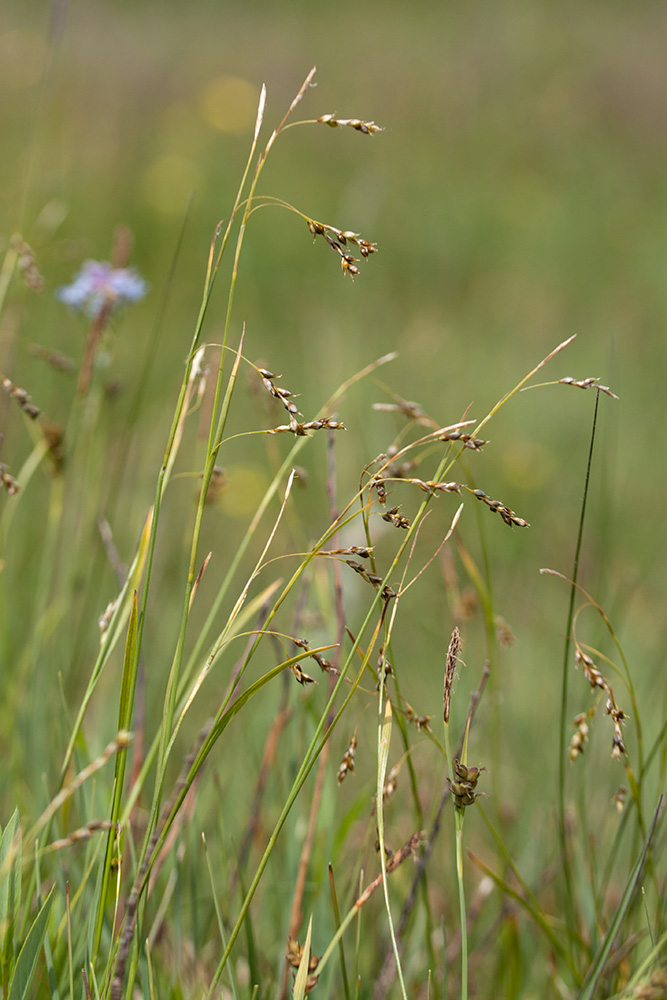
[57,260,148,317]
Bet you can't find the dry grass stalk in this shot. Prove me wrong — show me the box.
[46,819,117,853]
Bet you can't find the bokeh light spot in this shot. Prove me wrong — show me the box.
[141,154,199,214]
[198,75,258,134]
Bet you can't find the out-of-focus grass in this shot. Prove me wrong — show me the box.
[0,3,666,996]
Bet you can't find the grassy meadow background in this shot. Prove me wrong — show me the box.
[0,1,666,998]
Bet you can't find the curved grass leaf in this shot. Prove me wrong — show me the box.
[8,885,55,1000]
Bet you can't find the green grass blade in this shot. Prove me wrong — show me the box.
[8,885,55,1000]
[576,796,663,1000]
[93,592,138,955]
[292,915,313,1000]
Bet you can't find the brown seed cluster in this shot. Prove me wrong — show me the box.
[471,489,530,528]
[375,649,394,691]
[0,463,20,496]
[403,703,431,732]
[381,505,410,529]
[306,218,377,279]
[438,430,488,451]
[292,636,338,676]
[382,763,401,804]
[320,545,373,559]
[337,732,357,785]
[258,367,344,436]
[408,478,462,496]
[571,646,628,761]
[1,376,41,419]
[559,376,618,399]
[316,113,383,135]
[448,759,484,810]
[344,559,396,603]
[286,937,319,994]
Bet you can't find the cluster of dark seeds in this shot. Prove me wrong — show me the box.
[306,218,377,279]
[448,758,484,809]
[381,505,410,529]
[292,636,338,675]
[258,367,344,436]
[382,763,400,804]
[337,732,357,784]
[572,646,628,761]
[268,416,345,437]
[471,489,530,528]
[344,559,396,603]
[320,545,373,559]
[403,700,431,732]
[1,376,41,419]
[375,649,394,690]
[286,937,319,994]
[559,376,618,399]
[408,477,462,496]
[438,430,488,451]
[316,113,383,135]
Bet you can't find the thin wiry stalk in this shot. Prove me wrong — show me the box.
[557,389,600,961]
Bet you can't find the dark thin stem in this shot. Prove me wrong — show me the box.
[558,389,601,958]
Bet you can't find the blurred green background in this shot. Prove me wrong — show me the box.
[1,0,666,832]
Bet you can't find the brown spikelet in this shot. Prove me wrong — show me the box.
[306,218,377,278]
[1,375,41,419]
[558,376,618,399]
[443,626,461,724]
[317,113,383,135]
[471,489,530,528]
[337,732,357,784]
